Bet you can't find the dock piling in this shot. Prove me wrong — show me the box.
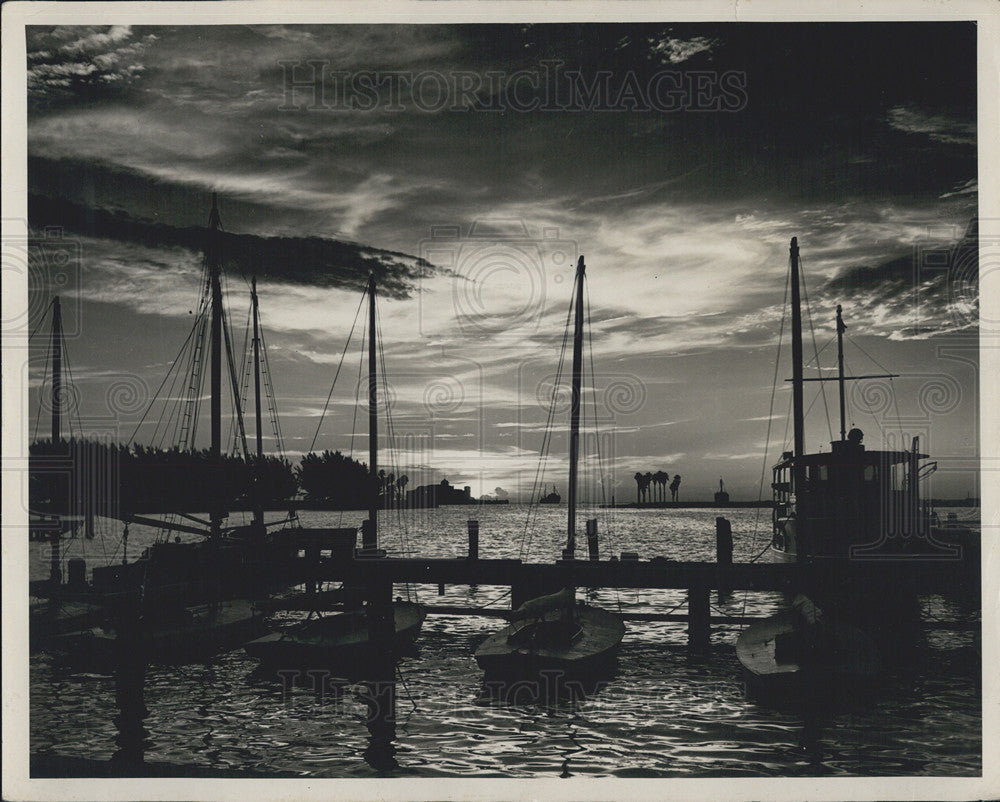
[687,585,711,650]
[586,519,599,561]
[716,517,733,598]
[467,520,479,560]
[364,571,396,769]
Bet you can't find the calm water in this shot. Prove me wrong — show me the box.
[29,506,982,777]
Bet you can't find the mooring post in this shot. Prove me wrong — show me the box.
[467,519,479,560]
[586,519,599,561]
[687,585,711,651]
[49,531,61,585]
[716,517,733,598]
[305,535,319,597]
[110,605,149,771]
[364,569,396,771]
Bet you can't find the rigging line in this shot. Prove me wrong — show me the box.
[168,306,207,450]
[740,258,790,622]
[797,254,833,443]
[802,335,835,368]
[60,342,84,437]
[584,279,606,507]
[173,280,212,449]
[521,276,576,560]
[188,312,211,450]
[308,289,367,454]
[130,299,206,447]
[258,326,286,456]
[32,325,53,441]
[889,376,905,450]
[845,355,886,440]
[584,278,622,607]
[375,307,409,562]
[375,311,412,600]
[845,332,897,375]
[338,301,367,531]
[223,305,250,458]
[178,311,208,449]
[28,298,54,342]
[234,303,253,455]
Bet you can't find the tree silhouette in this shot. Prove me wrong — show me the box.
[653,470,668,503]
[634,472,643,504]
[643,472,653,506]
[670,474,681,503]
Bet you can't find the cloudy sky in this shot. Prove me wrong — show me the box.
[25,22,980,501]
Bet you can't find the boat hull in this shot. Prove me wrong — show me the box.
[52,599,267,671]
[244,601,425,671]
[736,610,880,700]
[474,604,624,681]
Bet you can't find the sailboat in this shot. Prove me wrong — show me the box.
[244,273,425,671]
[474,256,625,679]
[46,195,301,667]
[736,236,968,687]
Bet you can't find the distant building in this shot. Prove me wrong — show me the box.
[405,478,473,508]
[714,479,730,506]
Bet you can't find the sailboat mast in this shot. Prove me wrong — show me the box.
[836,304,847,441]
[789,238,805,460]
[51,296,62,442]
[251,276,264,527]
[252,276,263,461]
[208,193,223,539]
[366,273,379,550]
[789,237,806,561]
[566,255,586,558]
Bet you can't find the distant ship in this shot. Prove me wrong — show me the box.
[714,479,730,506]
[538,485,561,504]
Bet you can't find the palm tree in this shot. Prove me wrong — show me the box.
[644,472,653,506]
[670,474,681,503]
[387,472,396,506]
[634,471,643,504]
[653,470,668,504]
[396,474,408,508]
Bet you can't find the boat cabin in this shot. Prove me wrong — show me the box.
[771,428,930,560]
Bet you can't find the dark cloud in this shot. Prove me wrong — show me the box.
[28,194,441,298]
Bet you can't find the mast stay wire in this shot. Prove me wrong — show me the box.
[308,289,367,453]
[519,278,576,561]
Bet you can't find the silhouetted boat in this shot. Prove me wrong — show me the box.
[245,600,424,670]
[52,599,266,671]
[475,256,624,680]
[538,485,561,504]
[738,237,978,681]
[736,594,880,695]
[244,273,424,671]
[36,195,304,666]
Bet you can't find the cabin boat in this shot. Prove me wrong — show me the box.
[474,256,625,681]
[538,485,561,504]
[738,236,975,690]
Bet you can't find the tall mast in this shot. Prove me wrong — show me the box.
[365,273,379,551]
[252,277,263,461]
[51,296,62,442]
[789,237,806,561]
[566,255,586,558]
[252,275,264,527]
[836,304,847,441]
[208,193,223,539]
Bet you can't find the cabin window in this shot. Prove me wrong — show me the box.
[864,465,878,482]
